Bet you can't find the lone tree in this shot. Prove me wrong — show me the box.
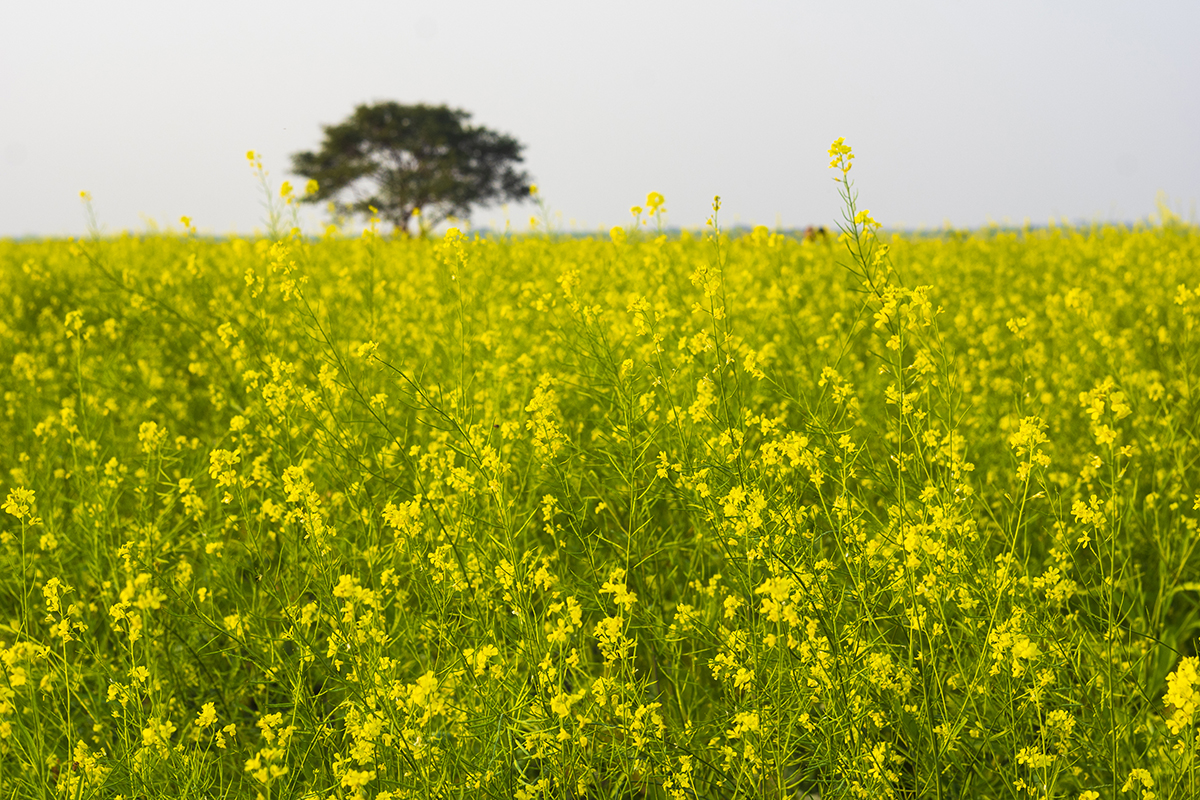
[291,102,532,234]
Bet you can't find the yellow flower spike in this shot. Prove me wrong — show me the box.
[828,137,854,178]
[3,487,35,520]
[630,206,643,217]
[195,702,217,728]
[304,179,319,195]
[529,184,538,196]
[1165,657,1200,735]
[279,181,293,198]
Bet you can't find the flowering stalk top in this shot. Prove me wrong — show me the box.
[828,137,854,181]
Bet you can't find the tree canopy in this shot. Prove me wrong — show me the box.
[291,102,532,234]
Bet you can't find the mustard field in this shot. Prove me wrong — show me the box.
[3,154,1200,799]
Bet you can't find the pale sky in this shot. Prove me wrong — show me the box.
[2,0,1197,237]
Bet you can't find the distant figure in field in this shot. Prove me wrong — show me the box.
[803,225,829,243]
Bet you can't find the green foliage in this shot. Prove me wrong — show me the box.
[291,102,532,235]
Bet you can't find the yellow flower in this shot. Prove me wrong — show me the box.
[1121,768,1153,793]
[1165,656,1200,735]
[196,702,217,728]
[2,488,35,520]
[853,209,881,231]
[529,184,538,196]
[828,137,854,173]
[138,421,167,453]
[550,692,574,717]
[600,568,638,611]
[304,179,319,195]
[42,577,69,615]
[141,717,177,751]
[340,769,376,791]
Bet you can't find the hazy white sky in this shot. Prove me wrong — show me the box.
[2,0,1197,237]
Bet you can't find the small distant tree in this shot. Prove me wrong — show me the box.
[291,102,532,234]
